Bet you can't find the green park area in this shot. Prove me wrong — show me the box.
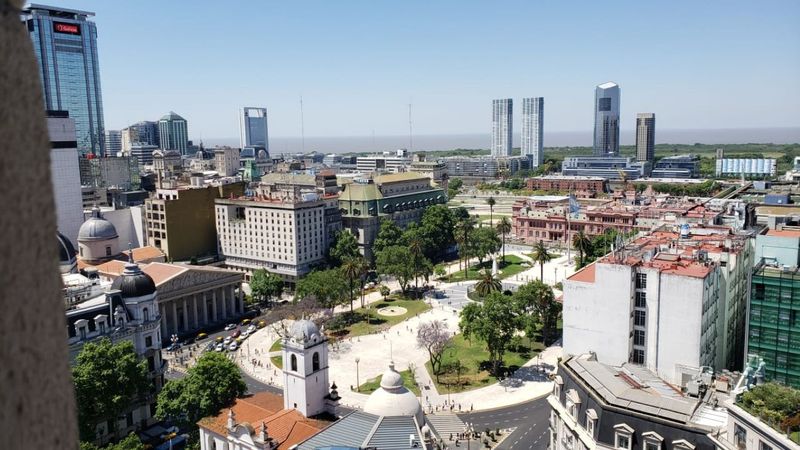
[269,339,282,368]
[326,296,431,338]
[358,368,421,395]
[447,255,530,283]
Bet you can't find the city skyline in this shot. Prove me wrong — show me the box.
[50,0,800,143]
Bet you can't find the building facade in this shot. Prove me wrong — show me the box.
[492,98,513,157]
[23,4,106,156]
[651,155,701,179]
[526,176,606,198]
[593,82,620,157]
[215,146,240,177]
[104,129,121,156]
[48,111,84,245]
[239,107,269,150]
[409,159,449,191]
[716,159,777,177]
[562,156,647,180]
[355,155,411,173]
[158,111,189,154]
[129,143,158,167]
[80,156,141,190]
[443,155,530,181]
[122,121,160,153]
[521,97,544,167]
[635,113,655,163]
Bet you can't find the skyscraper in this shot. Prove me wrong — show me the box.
[492,99,513,157]
[23,4,106,156]
[635,113,656,162]
[104,129,121,156]
[239,107,269,150]
[593,82,620,157]
[122,120,160,154]
[158,112,189,154]
[521,97,544,167]
[47,111,83,245]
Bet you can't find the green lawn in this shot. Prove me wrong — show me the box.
[425,334,544,393]
[269,339,282,368]
[447,255,530,282]
[358,368,421,395]
[327,296,432,338]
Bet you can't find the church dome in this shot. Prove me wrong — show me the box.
[290,320,321,343]
[57,232,77,274]
[111,261,156,298]
[363,362,423,424]
[78,207,118,241]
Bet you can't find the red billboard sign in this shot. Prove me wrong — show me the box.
[53,22,81,35]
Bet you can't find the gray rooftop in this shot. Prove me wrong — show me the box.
[296,411,424,450]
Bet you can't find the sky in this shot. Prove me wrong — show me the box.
[55,0,800,142]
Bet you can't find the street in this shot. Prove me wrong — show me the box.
[458,396,551,450]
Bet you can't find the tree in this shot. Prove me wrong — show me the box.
[514,280,561,345]
[373,218,404,255]
[375,245,415,294]
[470,227,502,268]
[572,231,592,268]
[455,216,476,278]
[531,240,554,281]
[73,338,149,441]
[81,433,145,450]
[496,217,512,264]
[474,269,502,298]
[341,257,367,312]
[434,264,447,281]
[249,269,283,306]
[486,196,496,225]
[448,177,463,199]
[295,268,349,310]
[420,205,456,261]
[459,293,520,375]
[416,321,453,382]
[329,230,360,266]
[405,227,427,289]
[156,352,246,429]
[379,284,391,299]
[453,206,470,221]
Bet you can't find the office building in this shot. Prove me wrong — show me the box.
[23,4,106,156]
[214,146,240,177]
[129,142,159,167]
[80,156,141,190]
[593,82,620,157]
[158,111,189,154]
[355,155,411,173]
[635,113,655,163]
[443,155,530,182]
[145,180,245,262]
[104,129,121,156]
[561,156,647,180]
[239,107,269,150]
[47,111,84,245]
[716,158,777,177]
[651,154,701,178]
[563,226,753,384]
[410,158,449,191]
[122,121,159,153]
[492,98,513,157]
[521,97,544,167]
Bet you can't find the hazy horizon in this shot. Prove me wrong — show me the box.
[200,127,800,155]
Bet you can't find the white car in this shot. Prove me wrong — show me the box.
[228,342,238,352]
[215,343,225,352]
[224,323,236,331]
[247,324,257,334]
[223,336,233,345]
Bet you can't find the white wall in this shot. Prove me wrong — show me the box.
[48,117,83,246]
[96,208,144,249]
[655,273,706,383]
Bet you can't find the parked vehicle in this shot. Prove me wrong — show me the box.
[232,330,241,338]
[241,319,251,326]
[247,324,257,334]
[166,343,181,352]
[228,342,238,351]
[223,336,233,345]
[215,343,225,352]
[196,332,208,340]
[224,323,236,331]
[257,320,267,328]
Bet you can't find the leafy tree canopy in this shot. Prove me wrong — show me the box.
[249,269,284,304]
[459,293,519,375]
[373,218,405,255]
[376,245,416,293]
[295,268,349,310]
[329,230,360,266]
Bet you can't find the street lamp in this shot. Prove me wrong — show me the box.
[355,358,360,392]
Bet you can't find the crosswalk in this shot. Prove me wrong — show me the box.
[426,413,468,439]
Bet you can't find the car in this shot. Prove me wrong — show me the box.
[196,332,208,340]
[166,343,181,352]
[241,318,251,326]
[204,342,215,353]
[247,324,257,334]
[215,343,225,352]
[228,342,238,351]
[257,320,267,328]
[215,336,224,343]
[159,426,180,440]
[232,329,241,338]
[223,336,233,345]
[224,323,236,331]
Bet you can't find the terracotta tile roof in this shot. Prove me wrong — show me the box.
[568,263,596,283]
[122,246,165,263]
[198,393,326,450]
[94,261,187,285]
[766,229,800,238]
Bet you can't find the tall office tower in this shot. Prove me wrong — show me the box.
[635,113,656,162]
[593,82,620,157]
[521,97,544,167]
[491,99,513,157]
[104,129,121,156]
[158,111,189,154]
[47,111,83,246]
[23,4,106,156]
[239,107,269,150]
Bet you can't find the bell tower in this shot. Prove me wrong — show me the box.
[281,320,330,417]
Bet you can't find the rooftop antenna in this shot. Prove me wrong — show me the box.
[408,101,413,153]
[300,96,305,154]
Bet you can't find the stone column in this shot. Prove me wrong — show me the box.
[160,309,168,340]
[171,301,178,335]
[182,298,189,331]
[192,294,199,330]
[202,292,209,325]
[229,285,236,315]
[237,285,244,314]
[211,290,218,323]
[220,287,227,320]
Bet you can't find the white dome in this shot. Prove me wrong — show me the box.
[78,207,118,241]
[363,363,423,424]
[290,320,320,344]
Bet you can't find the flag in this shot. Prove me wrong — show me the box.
[568,194,580,218]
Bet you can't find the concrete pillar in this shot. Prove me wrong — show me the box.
[171,301,178,334]
[229,285,236,315]
[182,298,189,331]
[192,294,199,330]
[160,310,168,340]
[202,292,209,325]
[211,290,218,323]
[220,287,227,320]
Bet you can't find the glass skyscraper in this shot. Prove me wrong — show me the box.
[23,4,105,156]
[593,82,620,157]
[158,112,189,155]
[635,113,656,163]
[491,99,513,157]
[521,97,544,167]
[239,107,269,151]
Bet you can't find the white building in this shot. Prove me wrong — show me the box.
[521,97,544,167]
[129,142,159,167]
[49,112,84,246]
[215,186,328,285]
[562,225,753,385]
[282,321,331,417]
[239,107,269,150]
[356,155,411,173]
[215,146,241,177]
[492,98,513,157]
[716,158,777,177]
[593,82,620,157]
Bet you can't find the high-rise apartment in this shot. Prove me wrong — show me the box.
[104,129,121,156]
[23,4,106,156]
[239,107,269,150]
[47,111,83,245]
[635,113,655,162]
[593,82,620,157]
[491,98,513,157]
[521,97,544,167]
[158,111,189,154]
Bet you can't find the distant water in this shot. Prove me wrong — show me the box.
[202,127,800,155]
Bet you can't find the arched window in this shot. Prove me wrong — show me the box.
[290,354,298,372]
[143,307,149,322]
[312,352,320,371]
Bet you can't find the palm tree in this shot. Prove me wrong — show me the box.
[474,269,502,298]
[496,217,512,264]
[486,196,496,226]
[572,230,592,267]
[341,258,364,312]
[455,216,476,279]
[531,240,554,282]
[407,234,424,290]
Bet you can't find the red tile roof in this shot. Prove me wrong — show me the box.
[766,229,800,238]
[568,263,596,283]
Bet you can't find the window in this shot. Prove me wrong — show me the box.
[312,352,320,371]
[635,291,647,308]
[760,443,773,450]
[106,246,112,256]
[646,442,660,450]
[290,354,298,372]
[636,273,647,289]
[145,336,153,348]
[632,349,645,364]
[585,411,596,436]
[734,423,747,448]
[634,310,646,326]
[616,434,630,450]
[143,307,149,322]
[634,329,646,346]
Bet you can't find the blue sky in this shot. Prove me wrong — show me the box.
[56,0,800,140]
